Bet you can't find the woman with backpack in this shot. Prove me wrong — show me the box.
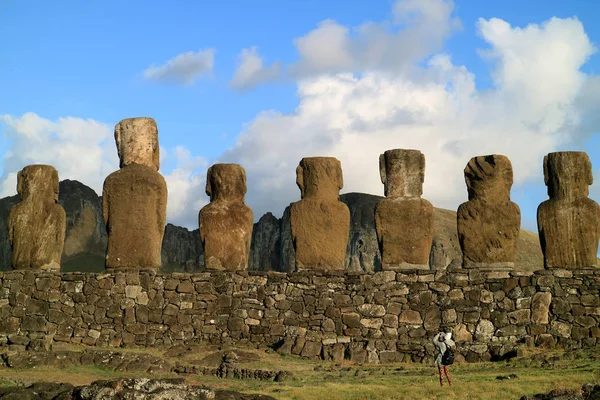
[433,331,455,387]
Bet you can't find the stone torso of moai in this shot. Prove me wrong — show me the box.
[457,155,521,270]
[375,149,434,270]
[199,164,254,271]
[290,157,350,271]
[102,117,168,271]
[8,165,66,270]
[537,152,600,268]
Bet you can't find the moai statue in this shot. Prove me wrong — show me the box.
[457,155,521,270]
[537,152,600,268]
[8,165,66,270]
[375,149,434,270]
[290,157,350,271]
[102,117,168,271]
[199,163,254,271]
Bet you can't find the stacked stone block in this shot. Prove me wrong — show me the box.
[1,269,599,363]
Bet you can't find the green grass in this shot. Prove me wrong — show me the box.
[1,345,599,399]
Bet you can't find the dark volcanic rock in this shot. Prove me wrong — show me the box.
[0,378,276,400]
[341,192,382,272]
[0,193,19,271]
[249,212,281,272]
[59,179,107,272]
[162,223,203,272]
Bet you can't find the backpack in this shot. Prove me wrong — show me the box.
[441,347,455,366]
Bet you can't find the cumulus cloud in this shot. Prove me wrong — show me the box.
[161,146,208,229]
[144,49,215,86]
[230,47,282,90]
[0,113,208,230]
[220,14,599,222]
[0,113,117,196]
[230,0,461,88]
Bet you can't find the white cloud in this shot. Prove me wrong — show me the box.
[161,146,208,229]
[0,114,208,230]
[220,14,599,222]
[0,113,116,196]
[230,0,461,88]
[143,49,215,86]
[230,47,281,90]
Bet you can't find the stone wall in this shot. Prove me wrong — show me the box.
[1,269,599,363]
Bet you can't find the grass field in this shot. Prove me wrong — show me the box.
[1,344,599,400]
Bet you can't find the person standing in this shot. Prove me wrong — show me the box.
[433,331,455,387]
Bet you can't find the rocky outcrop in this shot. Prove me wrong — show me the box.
[0,378,276,400]
[520,384,600,400]
[249,212,281,272]
[161,224,203,272]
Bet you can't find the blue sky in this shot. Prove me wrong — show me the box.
[1,0,599,230]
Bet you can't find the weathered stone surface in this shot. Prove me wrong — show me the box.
[103,117,167,270]
[199,164,253,271]
[531,292,552,325]
[74,378,216,400]
[375,149,433,269]
[249,212,281,272]
[8,165,66,270]
[537,152,600,268]
[457,155,520,269]
[161,224,202,272]
[1,264,598,364]
[290,157,350,270]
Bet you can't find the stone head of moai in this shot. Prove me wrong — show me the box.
[379,149,425,198]
[457,155,521,270]
[537,151,600,269]
[544,151,593,200]
[17,164,60,203]
[199,163,253,271]
[464,154,513,202]
[115,117,160,170]
[290,156,350,270]
[296,157,344,201]
[9,164,66,270]
[205,163,247,203]
[102,117,167,271]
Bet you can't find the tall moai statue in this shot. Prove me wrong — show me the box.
[8,165,66,270]
[537,151,600,268]
[290,157,350,271]
[199,164,254,271]
[375,149,434,270]
[102,117,168,271]
[457,155,521,270]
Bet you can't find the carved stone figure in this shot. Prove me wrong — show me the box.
[199,164,254,271]
[537,151,600,268]
[290,157,350,271]
[375,149,434,270]
[8,165,66,270]
[457,155,521,269]
[102,117,167,270]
